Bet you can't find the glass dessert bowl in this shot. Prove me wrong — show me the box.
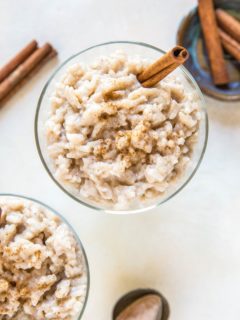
[35,41,208,214]
[0,194,89,319]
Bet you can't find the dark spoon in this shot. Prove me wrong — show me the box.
[112,288,170,320]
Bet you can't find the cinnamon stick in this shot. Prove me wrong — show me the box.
[0,43,54,101]
[198,0,229,85]
[138,46,189,88]
[0,49,57,106]
[0,40,38,83]
[216,9,240,43]
[218,28,240,61]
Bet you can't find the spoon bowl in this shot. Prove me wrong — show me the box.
[112,288,170,320]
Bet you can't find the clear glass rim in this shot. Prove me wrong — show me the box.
[35,40,209,214]
[0,193,90,319]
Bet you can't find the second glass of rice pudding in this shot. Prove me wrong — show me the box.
[0,194,89,319]
[35,42,208,213]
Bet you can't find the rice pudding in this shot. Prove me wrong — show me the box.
[45,51,201,209]
[0,197,87,319]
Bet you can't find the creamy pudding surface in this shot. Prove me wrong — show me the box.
[45,51,201,209]
[0,198,87,319]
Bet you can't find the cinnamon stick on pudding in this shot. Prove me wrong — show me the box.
[138,46,189,87]
[0,40,38,83]
[216,9,240,42]
[198,0,229,85]
[218,28,240,61]
[0,43,55,101]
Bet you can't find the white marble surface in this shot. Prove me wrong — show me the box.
[1,0,240,319]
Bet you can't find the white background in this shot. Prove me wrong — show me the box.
[1,0,240,319]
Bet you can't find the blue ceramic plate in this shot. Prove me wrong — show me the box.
[177,0,240,101]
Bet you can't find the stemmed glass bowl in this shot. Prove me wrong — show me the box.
[0,193,90,319]
[35,41,208,214]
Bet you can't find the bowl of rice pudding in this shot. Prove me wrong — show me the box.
[0,194,89,319]
[35,41,208,213]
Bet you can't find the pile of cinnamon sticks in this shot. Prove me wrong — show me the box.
[0,40,57,102]
[198,0,240,86]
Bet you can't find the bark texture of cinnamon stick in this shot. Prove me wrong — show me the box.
[198,0,229,85]
[0,43,54,101]
[138,46,189,87]
[0,48,57,106]
[218,28,240,61]
[216,9,240,43]
[0,40,38,83]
